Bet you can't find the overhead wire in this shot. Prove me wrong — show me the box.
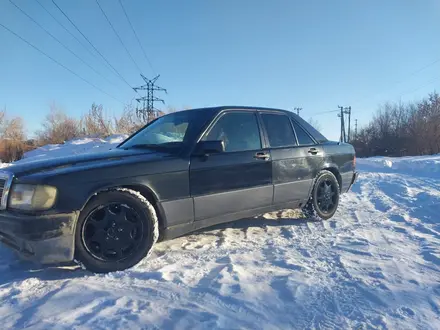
[398,75,440,99]
[118,0,156,75]
[34,0,102,66]
[309,109,340,116]
[306,58,440,118]
[0,22,123,104]
[351,57,440,107]
[51,0,136,92]
[94,0,142,74]
[309,57,440,117]
[8,0,116,87]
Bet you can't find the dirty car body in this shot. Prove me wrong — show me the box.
[0,106,358,268]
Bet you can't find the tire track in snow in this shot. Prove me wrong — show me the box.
[1,170,440,329]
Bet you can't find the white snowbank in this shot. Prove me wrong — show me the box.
[357,154,440,177]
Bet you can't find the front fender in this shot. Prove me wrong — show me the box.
[80,179,161,211]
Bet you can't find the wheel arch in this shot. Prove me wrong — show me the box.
[319,166,342,191]
[303,166,341,220]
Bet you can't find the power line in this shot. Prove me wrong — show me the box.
[398,75,440,99]
[0,22,123,104]
[9,0,117,87]
[51,0,135,92]
[95,0,142,73]
[34,0,100,65]
[352,57,440,107]
[310,109,340,116]
[118,0,155,75]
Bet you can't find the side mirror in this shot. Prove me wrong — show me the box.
[194,140,225,155]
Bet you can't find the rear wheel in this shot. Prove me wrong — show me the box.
[74,189,158,273]
[303,170,340,220]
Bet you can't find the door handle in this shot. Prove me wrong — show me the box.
[308,148,318,155]
[254,152,270,160]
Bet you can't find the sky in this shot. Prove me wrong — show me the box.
[1,0,440,141]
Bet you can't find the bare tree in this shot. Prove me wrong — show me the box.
[114,106,143,134]
[36,105,80,145]
[80,103,114,137]
[307,117,322,132]
[351,91,440,157]
[0,109,26,162]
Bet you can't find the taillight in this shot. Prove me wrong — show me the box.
[353,155,356,167]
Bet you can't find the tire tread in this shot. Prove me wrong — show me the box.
[74,188,159,273]
[303,170,340,220]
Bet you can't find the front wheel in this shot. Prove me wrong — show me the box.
[74,189,159,273]
[303,170,340,220]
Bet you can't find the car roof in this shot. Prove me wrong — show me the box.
[177,106,295,116]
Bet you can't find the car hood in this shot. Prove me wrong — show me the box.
[4,148,164,177]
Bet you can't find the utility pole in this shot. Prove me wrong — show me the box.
[354,119,358,139]
[337,105,345,142]
[346,106,351,143]
[337,105,352,143]
[133,74,167,123]
[294,107,302,116]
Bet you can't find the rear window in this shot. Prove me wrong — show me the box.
[291,120,315,146]
[291,115,328,143]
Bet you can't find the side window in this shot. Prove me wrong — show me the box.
[261,113,297,148]
[203,112,261,152]
[291,120,315,146]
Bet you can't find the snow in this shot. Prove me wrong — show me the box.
[0,142,439,329]
[358,154,440,178]
[16,135,128,164]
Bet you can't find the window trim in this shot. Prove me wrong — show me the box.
[258,111,299,149]
[290,116,318,146]
[195,109,264,154]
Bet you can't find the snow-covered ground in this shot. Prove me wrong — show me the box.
[0,141,439,329]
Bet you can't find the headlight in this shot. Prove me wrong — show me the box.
[9,184,57,211]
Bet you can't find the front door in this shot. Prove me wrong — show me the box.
[190,111,273,221]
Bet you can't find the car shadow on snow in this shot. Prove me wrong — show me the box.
[191,211,315,235]
[0,211,316,283]
[0,247,87,285]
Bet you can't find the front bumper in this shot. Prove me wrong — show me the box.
[0,210,78,265]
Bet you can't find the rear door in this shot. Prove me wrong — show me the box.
[259,112,321,204]
[290,117,324,181]
[190,110,273,221]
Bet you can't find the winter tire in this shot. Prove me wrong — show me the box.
[303,170,340,220]
[74,189,158,273]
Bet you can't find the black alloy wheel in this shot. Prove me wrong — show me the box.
[304,170,340,220]
[75,190,158,273]
[315,178,338,215]
[82,203,144,262]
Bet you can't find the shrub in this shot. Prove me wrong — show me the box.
[80,103,114,137]
[36,106,80,145]
[0,110,26,162]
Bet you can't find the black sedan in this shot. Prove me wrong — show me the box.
[0,106,357,273]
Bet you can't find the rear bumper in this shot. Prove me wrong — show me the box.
[0,211,78,265]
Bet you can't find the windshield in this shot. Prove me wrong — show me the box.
[118,110,206,152]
